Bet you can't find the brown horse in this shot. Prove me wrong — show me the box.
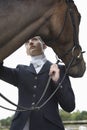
[0,0,86,77]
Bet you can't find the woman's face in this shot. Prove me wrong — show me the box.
[25,37,44,56]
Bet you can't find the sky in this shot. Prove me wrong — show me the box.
[0,0,87,119]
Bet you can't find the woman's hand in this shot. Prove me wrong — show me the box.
[49,64,60,83]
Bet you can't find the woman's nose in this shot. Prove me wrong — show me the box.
[29,40,34,45]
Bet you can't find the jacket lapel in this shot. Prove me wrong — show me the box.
[28,63,36,74]
[38,61,52,74]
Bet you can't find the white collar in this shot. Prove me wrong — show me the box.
[30,54,47,69]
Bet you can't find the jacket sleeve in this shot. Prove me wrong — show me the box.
[52,65,75,112]
[0,62,19,87]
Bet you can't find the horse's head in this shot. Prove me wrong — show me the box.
[54,0,86,78]
[36,0,86,77]
[0,0,86,77]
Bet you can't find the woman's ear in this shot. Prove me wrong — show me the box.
[43,44,47,50]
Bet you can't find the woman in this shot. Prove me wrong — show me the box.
[0,36,75,130]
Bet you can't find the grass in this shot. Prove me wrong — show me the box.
[0,128,9,130]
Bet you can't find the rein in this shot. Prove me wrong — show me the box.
[0,0,84,112]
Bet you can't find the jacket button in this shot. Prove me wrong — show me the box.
[60,85,63,88]
[35,76,37,80]
[33,85,37,88]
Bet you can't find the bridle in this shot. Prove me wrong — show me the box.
[0,0,85,112]
[55,0,85,68]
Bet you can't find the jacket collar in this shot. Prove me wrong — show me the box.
[28,60,52,74]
